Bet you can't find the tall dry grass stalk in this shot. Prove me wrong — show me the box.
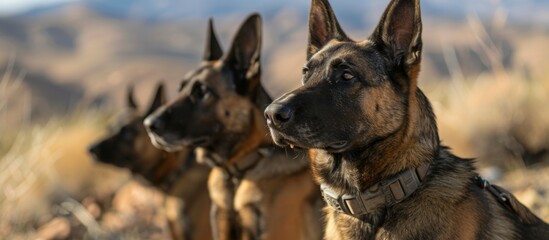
[0,60,118,237]
[427,10,549,171]
[0,55,28,155]
[0,112,113,237]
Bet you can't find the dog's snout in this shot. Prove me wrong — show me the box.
[88,142,106,161]
[264,103,294,128]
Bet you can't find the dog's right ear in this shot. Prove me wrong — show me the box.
[307,0,348,60]
[146,83,166,116]
[127,84,138,110]
[370,0,422,70]
[225,14,262,96]
[203,18,223,61]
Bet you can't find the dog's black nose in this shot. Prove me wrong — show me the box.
[145,116,165,134]
[264,103,294,128]
[88,143,100,157]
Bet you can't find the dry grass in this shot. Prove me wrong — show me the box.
[0,109,109,238]
[0,106,177,238]
[423,15,549,220]
[425,15,549,170]
[0,60,190,239]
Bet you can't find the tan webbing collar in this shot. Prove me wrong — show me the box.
[321,163,430,217]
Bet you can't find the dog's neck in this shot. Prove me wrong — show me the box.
[207,104,273,167]
[230,109,272,164]
[208,82,274,164]
[313,88,440,193]
[140,149,195,192]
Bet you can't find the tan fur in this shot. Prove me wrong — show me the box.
[135,130,213,240]
[234,167,322,240]
[167,160,212,240]
[208,168,237,240]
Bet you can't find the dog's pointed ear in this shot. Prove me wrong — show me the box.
[307,0,348,60]
[146,83,166,116]
[225,13,262,96]
[127,84,138,110]
[370,0,422,70]
[203,18,224,61]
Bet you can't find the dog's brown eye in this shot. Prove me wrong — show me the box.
[191,84,209,101]
[342,72,354,81]
[120,126,136,141]
[179,81,189,92]
[302,67,309,76]
[201,85,213,100]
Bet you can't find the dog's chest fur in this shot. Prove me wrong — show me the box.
[209,152,324,240]
[236,167,321,240]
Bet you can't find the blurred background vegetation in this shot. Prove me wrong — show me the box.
[1,0,548,238]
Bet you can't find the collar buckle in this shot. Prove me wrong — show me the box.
[321,184,386,216]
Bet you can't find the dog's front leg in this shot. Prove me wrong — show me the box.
[210,203,241,240]
[164,196,190,240]
[208,168,240,240]
[236,204,262,240]
[234,180,264,240]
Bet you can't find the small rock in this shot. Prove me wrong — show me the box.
[36,217,71,240]
[513,187,539,208]
[82,197,102,219]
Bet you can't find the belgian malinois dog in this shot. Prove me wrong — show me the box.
[144,15,323,240]
[88,84,212,240]
[264,0,549,239]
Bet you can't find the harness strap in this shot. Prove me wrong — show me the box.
[207,148,273,181]
[321,163,430,217]
[474,175,511,208]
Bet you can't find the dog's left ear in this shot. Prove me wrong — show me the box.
[203,18,224,61]
[146,83,167,116]
[225,13,262,96]
[127,84,138,110]
[307,0,348,60]
[370,0,422,72]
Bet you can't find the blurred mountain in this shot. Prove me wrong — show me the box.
[1,0,548,125]
[16,0,549,26]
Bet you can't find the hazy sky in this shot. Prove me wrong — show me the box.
[0,0,77,15]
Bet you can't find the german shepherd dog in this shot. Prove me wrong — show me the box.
[88,84,212,240]
[144,15,323,240]
[264,0,549,239]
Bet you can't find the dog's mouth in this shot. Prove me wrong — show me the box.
[269,128,349,152]
[180,136,212,147]
[324,141,349,153]
[148,132,211,151]
[88,151,101,162]
[148,132,185,152]
[273,136,306,150]
[269,128,300,148]
[88,147,118,165]
[90,153,133,169]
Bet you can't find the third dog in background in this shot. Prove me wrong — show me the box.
[89,84,212,240]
